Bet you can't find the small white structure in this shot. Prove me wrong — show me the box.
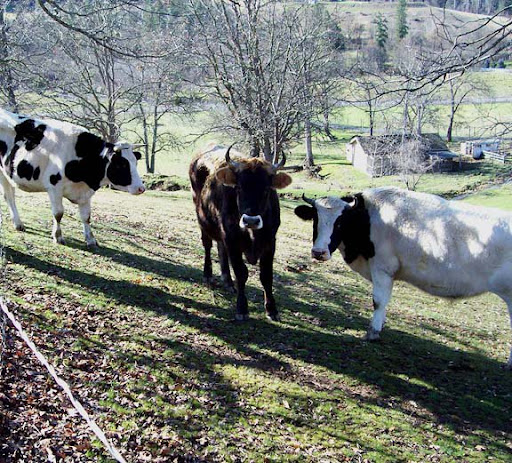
[345,134,458,177]
[460,139,500,159]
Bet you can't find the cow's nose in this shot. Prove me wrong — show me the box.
[240,214,263,230]
[136,185,145,195]
[312,249,329,261]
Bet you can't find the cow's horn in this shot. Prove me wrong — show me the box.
[272,152,286,171]
[132,143,147,149]
[302,193,315,206]
[225,144,240,169]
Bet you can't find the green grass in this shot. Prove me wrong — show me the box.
[2,184,512,462]
[326,99,512,141]
[461,182,512,209]
[136,110,512,201]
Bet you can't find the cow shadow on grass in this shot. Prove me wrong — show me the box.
[5,246,512,449]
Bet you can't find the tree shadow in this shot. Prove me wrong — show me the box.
[5,242,512,443]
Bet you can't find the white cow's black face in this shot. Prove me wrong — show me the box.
[295,194,375,264]
[106,143,145,195]
[295,197,348,261]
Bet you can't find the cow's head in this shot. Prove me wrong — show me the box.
[215,145,292,230]
[295,194,356,261]
[106,142,145,195]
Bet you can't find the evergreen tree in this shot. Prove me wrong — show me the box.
[373,13,388,49]
[396,0,408,40]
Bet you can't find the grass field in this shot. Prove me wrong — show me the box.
[1,180,512,461]
[3,12,512,455]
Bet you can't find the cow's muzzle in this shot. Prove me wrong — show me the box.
[312,248,330,261]
[239,214,263,230]
[129,185,146,195]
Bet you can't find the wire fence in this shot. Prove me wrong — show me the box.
[0,205,6,372]
[0,205,129,463]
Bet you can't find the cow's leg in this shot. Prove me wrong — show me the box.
[366,270,394,340]
[217,241,234,290]
[0,170,24,231]
[489,270,512,368]
[47,190,65,244]
[260,244,279,321]
[491,295,512,369]
[78,199,97,247]
[201,230,213,285]
[229,250,249,321]
[505,300,512,370]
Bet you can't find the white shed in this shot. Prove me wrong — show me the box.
[460,139,500,159]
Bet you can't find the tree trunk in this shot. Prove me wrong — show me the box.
[447,83,456,142]
[416,104,423,135]
[303,119,314,169]
[402,92,409,135]
[150,109,158,174]
[0,3,18,111]
[323,107,335,140]
[367,100,375,136]
[446,117,454,143]
[250,137,260,158]
[263,136,272,162]
[139,102,152,173]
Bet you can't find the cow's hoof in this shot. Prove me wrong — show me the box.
[53,237,66,245]
[364,328,381,341]
[15,224,25,232]
[86,239,98,248]
[266,312,280,322]
[235,313,249,321]
[203,276,213,286]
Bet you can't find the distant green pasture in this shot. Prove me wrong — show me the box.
[462,182,512,210]
[328,100,512,140]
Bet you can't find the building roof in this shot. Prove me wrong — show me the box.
[348,133,457,159]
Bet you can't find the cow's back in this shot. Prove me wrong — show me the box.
[364,187,512,297]
[190,145,236,240]
[0,110,84,192]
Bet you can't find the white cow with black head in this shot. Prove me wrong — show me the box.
[295,186,512,368]
[0,109,145,246]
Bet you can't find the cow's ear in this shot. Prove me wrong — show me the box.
[216,167,237,186]
[273,172,292,189]
[133,151,142,161]
[294,205,315,221]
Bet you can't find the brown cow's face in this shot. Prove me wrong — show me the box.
[216,162,292,230]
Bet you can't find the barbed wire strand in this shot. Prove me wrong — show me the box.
[0,297,129,463]
[0,204,6,371]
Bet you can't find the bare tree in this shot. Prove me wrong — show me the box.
[446,72,489,141]
[393,137,435,191]
[343,7,511,132]
[189,0,340,163]
[345,59,387,137]
[35,0,168,59]
[384,7,512,97]
[0,0,18,110]
[127,47,191,173]
[298,5,341,169]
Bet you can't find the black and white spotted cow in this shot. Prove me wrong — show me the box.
[295,186,512,368]
[0,109,145,246]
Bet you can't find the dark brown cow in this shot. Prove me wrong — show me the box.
[189,143,292,321]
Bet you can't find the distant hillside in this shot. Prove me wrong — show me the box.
[325,0,511,16]
[321,1,509,53]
